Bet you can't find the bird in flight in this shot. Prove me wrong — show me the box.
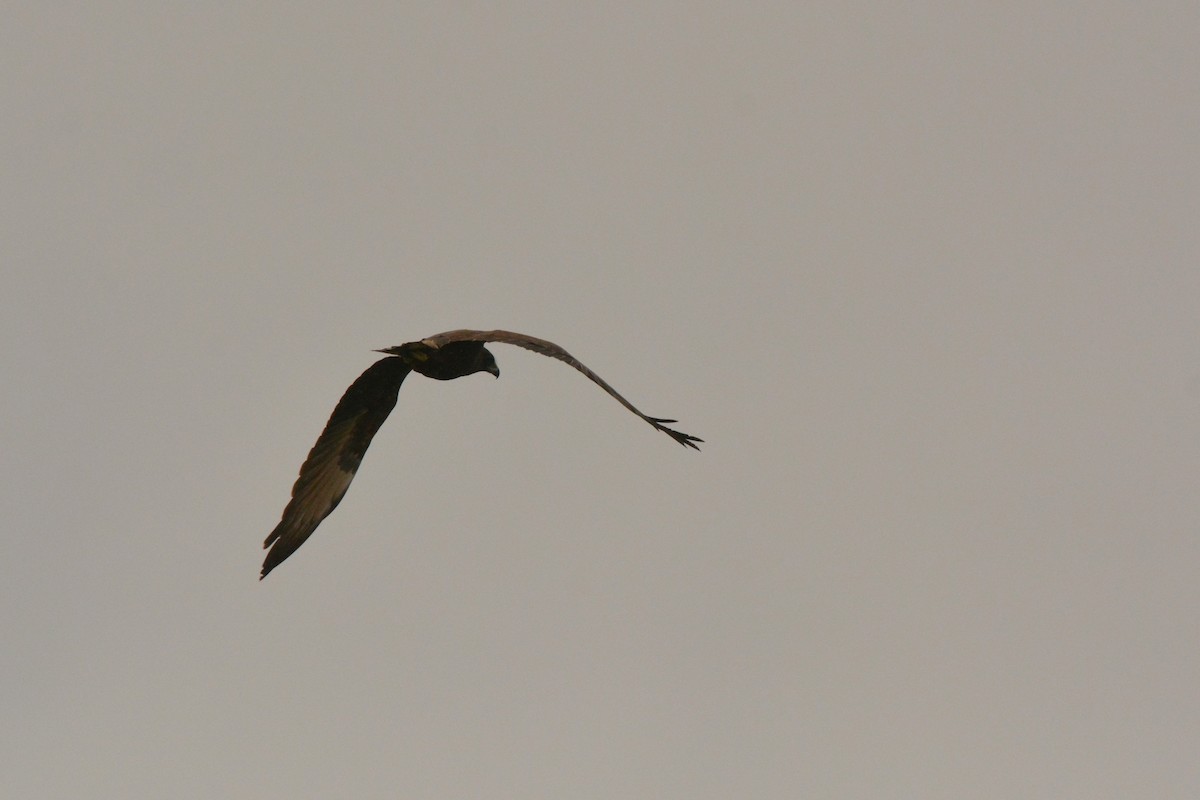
[260,329,701,578]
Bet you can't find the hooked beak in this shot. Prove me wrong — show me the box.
[487,364,500,378]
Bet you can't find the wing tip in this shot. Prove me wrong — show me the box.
[259,553,279,580]
[647,417,703,450]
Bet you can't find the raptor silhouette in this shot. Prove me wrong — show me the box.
[260,329,701,578]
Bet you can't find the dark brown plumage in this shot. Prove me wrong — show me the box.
[260,329,701,578]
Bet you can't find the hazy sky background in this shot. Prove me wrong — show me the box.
[3,3,1197,798]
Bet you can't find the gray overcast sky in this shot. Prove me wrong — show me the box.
[3,3,1197,798]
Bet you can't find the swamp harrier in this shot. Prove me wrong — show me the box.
[260,329,701,578]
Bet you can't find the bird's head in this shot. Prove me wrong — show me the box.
[379,340,499,380]
[477,347,500,378]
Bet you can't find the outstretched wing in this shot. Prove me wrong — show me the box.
[421,329,702,449]
[261,357,412,579]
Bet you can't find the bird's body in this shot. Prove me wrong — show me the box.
[260,329,700,579]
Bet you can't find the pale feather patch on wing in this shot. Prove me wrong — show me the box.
[287,416,361,518]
